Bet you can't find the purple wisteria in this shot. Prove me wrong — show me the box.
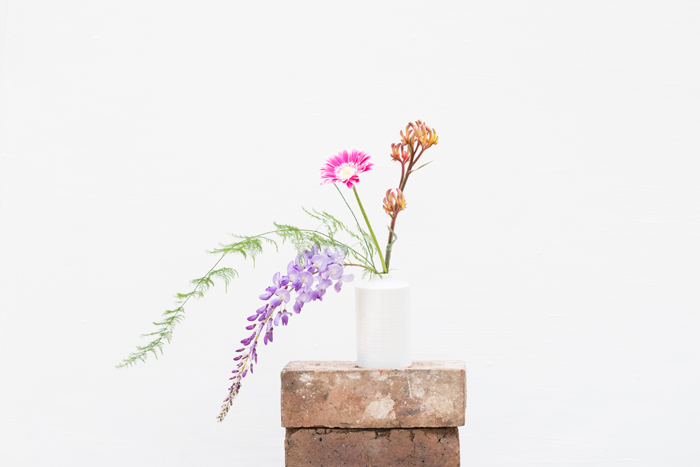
[217,246,353,422]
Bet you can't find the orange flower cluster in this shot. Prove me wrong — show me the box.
[382,188,406,218]
[399,120,438,152]
[388,120,438,195]
[390,143,410,163]
[383,120,438,270]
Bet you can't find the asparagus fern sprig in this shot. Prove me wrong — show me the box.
[116,215,378,369]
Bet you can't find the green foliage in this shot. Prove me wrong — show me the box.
[117,212,379,369]
[301,208,376,272]
[210,234,277,257]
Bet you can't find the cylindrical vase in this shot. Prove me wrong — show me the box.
[355,275,411,369]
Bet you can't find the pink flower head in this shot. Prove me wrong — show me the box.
[320,150,373,188]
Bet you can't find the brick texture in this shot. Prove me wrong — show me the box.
[280,361,466,429]
[285,427,460,467]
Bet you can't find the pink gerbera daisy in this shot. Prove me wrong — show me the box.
[320,150,373,188]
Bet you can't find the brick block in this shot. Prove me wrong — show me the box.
[280,361,466,429]
[285,427,460,467]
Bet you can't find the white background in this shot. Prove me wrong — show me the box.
[1,1,699,465]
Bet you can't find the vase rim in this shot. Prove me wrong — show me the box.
[356,273,409,289]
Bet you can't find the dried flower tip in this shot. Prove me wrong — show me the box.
[390,143,410,163]
[400,123,415,147]
[383,188,407,218]
[411,120,438,149]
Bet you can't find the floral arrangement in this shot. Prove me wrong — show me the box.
[118,121,439,422]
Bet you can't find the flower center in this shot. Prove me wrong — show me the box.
[335,163,357,181]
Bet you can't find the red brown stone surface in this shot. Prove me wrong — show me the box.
[285,427,460,467]
[280,361,466,429]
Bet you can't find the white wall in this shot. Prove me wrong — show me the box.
[1,1,699,465]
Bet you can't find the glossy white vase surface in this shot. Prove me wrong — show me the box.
[355,274,411,369]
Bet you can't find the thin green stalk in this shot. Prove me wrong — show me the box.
[343,262,378,273]
[334,184,364,233]
[334,184,376,268]
[352,186,387,274]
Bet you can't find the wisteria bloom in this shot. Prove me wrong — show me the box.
[320,150,373,188]
[217,246,353,422]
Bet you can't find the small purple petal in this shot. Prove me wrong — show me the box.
[328,250,345,263]
[240,332,256,345]
[316,278,332,292]
[328,263,343,280]
[311,254,329,272]
[299,271,314,289]
[275,288,290,304]
[334,273,354,293]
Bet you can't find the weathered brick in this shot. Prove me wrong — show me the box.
[285,427,460,467]
[280,361,466,429]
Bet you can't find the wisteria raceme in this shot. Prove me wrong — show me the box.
[217,246,353,422]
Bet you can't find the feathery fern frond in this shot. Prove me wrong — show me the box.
[118,218,379,369]
[301,208,376,269]
[210,234,278,265]
[116,235,275,368]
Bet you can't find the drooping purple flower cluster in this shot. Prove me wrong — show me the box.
[217,246,353,422]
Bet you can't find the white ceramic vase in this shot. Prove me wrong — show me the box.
[355,274,412,369]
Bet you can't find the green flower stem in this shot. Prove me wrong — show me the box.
[343,262,378,273]
[352,186,387,274]
[334,184,376,271]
